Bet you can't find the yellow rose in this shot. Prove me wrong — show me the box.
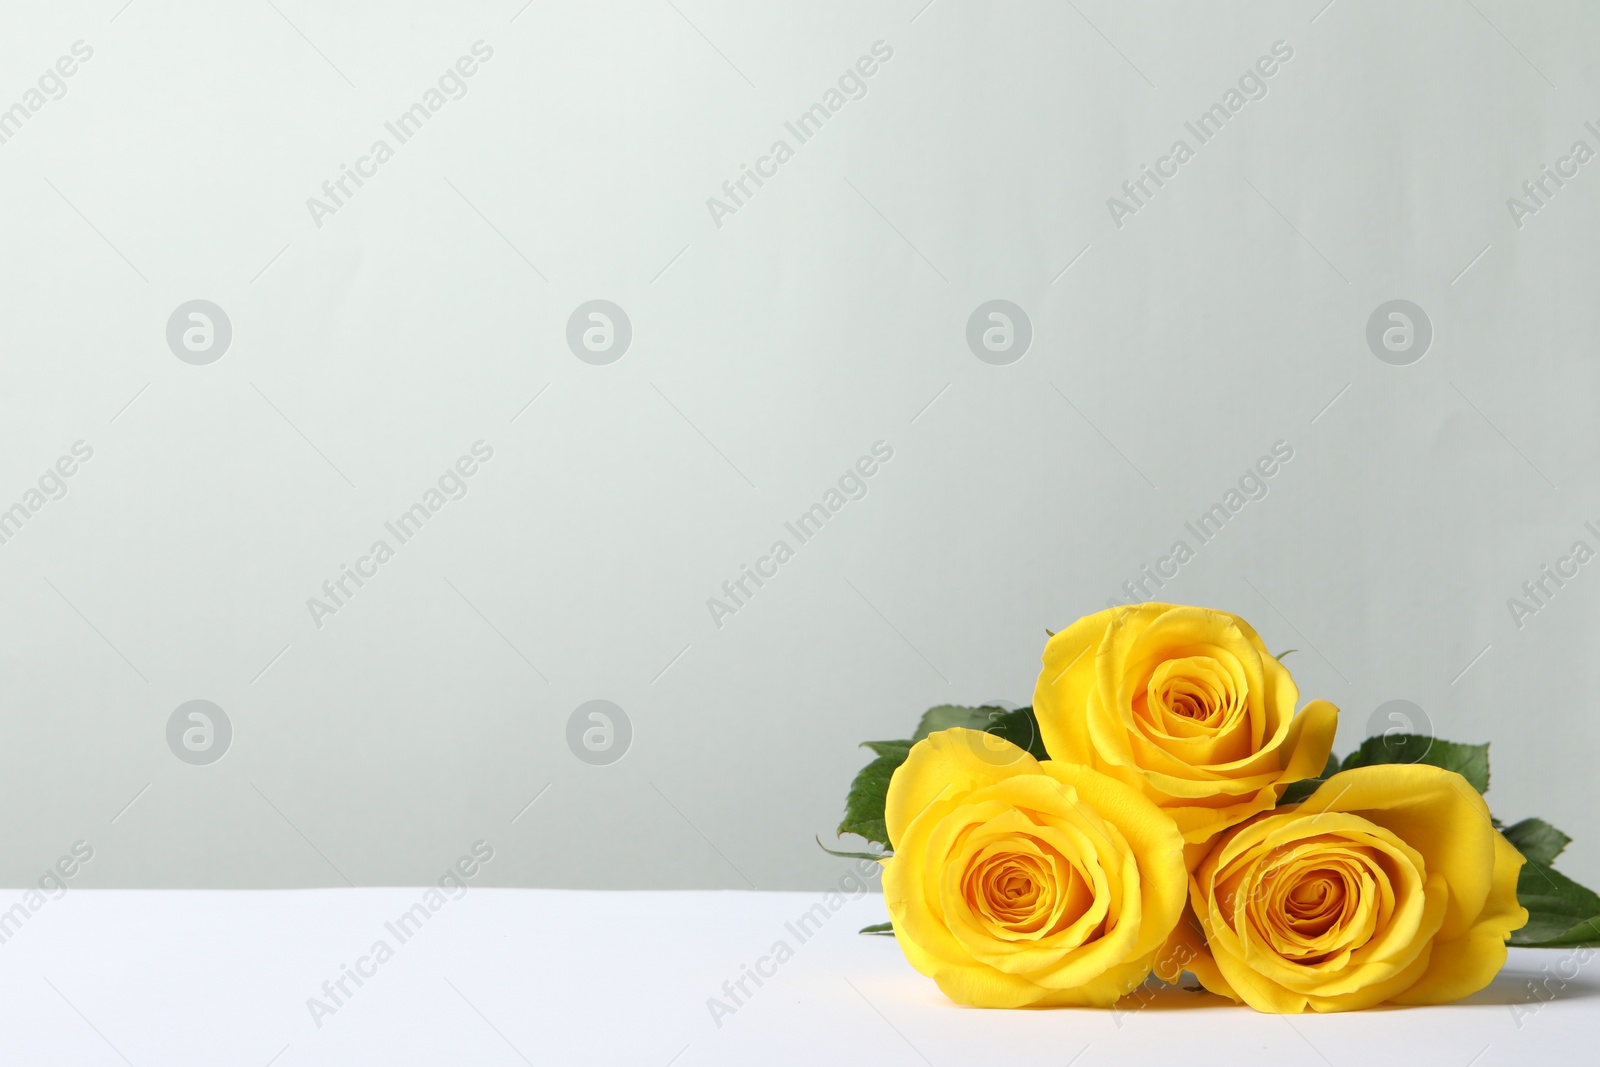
[1033,603,1338,857]
[881,728,1187,1007]
[1160,764,1527,1012]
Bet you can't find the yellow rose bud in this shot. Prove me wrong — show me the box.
[881,728,1187,1007]
[1161,763,1528,1012]
[1033,603,1338,857]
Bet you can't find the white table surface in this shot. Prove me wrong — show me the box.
[0,888,1590,1066]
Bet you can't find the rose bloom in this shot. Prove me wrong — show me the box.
[1033,603,1337,860]
[1159,764,1527,1012]
[881,728,1186,1007]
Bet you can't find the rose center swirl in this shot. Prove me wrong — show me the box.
[1240,845,1395,964]
[959,836,1097,939]
[1135,654,1247,741]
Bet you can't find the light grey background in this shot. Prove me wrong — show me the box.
[1,0,1596,892]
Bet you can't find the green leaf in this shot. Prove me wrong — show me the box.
[1277,781,1317,806]
[838,706,1052,851]
[1502,818,1572,866]
[1276,753,1341,807]
[991,707,1049,759]
[859,921,895,936]
[1511,861,1600,947]
[912,704,1001,739]
[814,835,887,861]
[860,740,913,760]
[913,705,1048,760]
[1339,734,1489,794]
[1273,649,1298,661]
[836,743,911,849]
[1278,777,1322,806]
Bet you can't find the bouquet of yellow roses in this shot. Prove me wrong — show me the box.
[833,602,1599,1013]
